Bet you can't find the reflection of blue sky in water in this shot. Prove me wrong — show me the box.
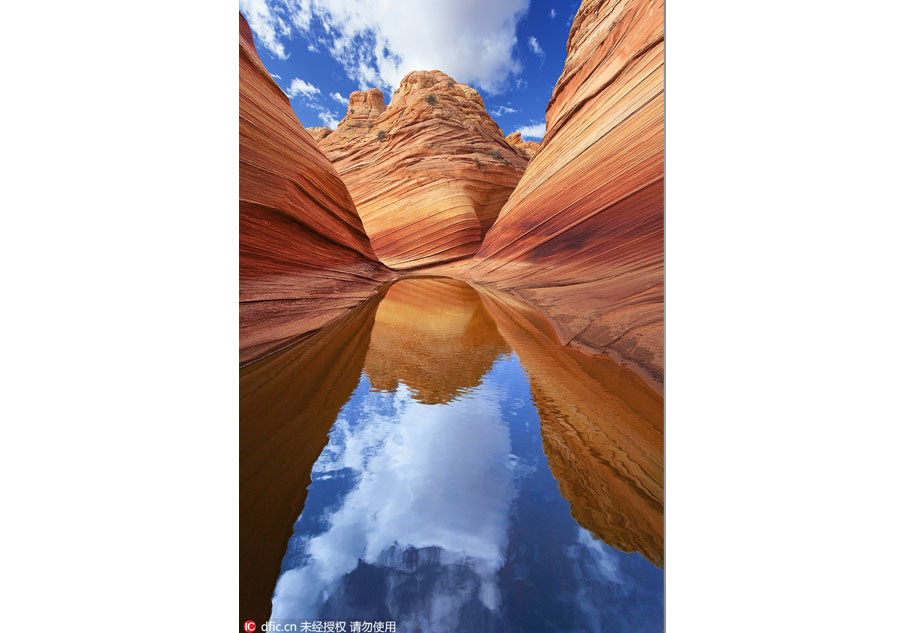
[272,354,662,632]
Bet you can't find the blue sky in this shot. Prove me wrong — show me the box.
[240,0,582,140]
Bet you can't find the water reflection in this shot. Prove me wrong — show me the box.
[244,277,663,631]
[364,277,509,403]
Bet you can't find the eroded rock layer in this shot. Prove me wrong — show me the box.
[305,126,333,142]
[467,0,664,391]
[319,71,528,270]
[505,132,540,159]
[239,13,392,363]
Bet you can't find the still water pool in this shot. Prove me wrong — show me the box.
[241,277,663,632]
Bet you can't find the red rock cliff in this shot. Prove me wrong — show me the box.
[239,13,393,364]
[319,71,527,270]
[467,0,664,391]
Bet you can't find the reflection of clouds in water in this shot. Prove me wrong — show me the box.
[573,527,623,585]
[272,377,515,628]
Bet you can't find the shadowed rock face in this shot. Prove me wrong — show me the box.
[505,132,540,159]
[240,287,385,625]
[364,277,510,404]
[475,286,663,567]
[466,0,664,391]
[239,13,393,364]
[319,71,528,270]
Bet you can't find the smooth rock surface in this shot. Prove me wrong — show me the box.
[319,71,528,270]
[466,0,664,391]
[239,13,393,364]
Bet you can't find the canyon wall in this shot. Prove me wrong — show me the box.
[319,72,527,270]
[239,13,392,364]
[467,0,664,391]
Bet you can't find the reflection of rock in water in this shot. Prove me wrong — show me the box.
[239,289,384,623]
[364,277,509,404]
[476,286,664,567]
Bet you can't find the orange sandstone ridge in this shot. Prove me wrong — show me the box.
[466,0,664,391]
[239,13,393,364]
[319,71,528,270]
[505,132,540,159]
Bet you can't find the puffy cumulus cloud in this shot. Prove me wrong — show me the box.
[243,0,531,94]
[329,91,349,106]
[527,35,544,56]
[285,77,320,99]
[516,121,545,140]
[317,110,341,128]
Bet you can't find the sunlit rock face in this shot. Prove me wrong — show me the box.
[505,132,540,159]
[467,0,664,391]
[239,13,393,363]
[319,71,528,270]
[476,287,663,567]
[364,278,510,404]
[305,126,333,142]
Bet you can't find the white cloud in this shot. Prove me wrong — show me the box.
[243,0,530,94]
[516,122,545,140]
[239,0,290,59]
[317,110,340,128]
[489,105,517,117]
[527,35,544,56]
[549,8,557,18]
[330,91,349,106]
[270,72,282,79]
[285,77,320,99]
[307,43,318,52]
[272,382,516,623]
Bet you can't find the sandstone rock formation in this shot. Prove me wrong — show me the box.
[466,0,664,391]
[319,71,528,270]
[305,126,333,142]
[239,13,393,364]
[505,132,540,159]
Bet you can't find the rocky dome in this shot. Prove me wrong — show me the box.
[318,70,527,270]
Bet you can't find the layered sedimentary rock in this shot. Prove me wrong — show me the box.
[239,13,392,364]
[505,132,540,159]
[466,0,664,391]
[319,71,527,269]
[476,286,663,566]
[305,126,333,142]
[365,278,509,404]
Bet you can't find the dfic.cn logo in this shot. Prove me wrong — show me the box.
[243,621,256,632]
